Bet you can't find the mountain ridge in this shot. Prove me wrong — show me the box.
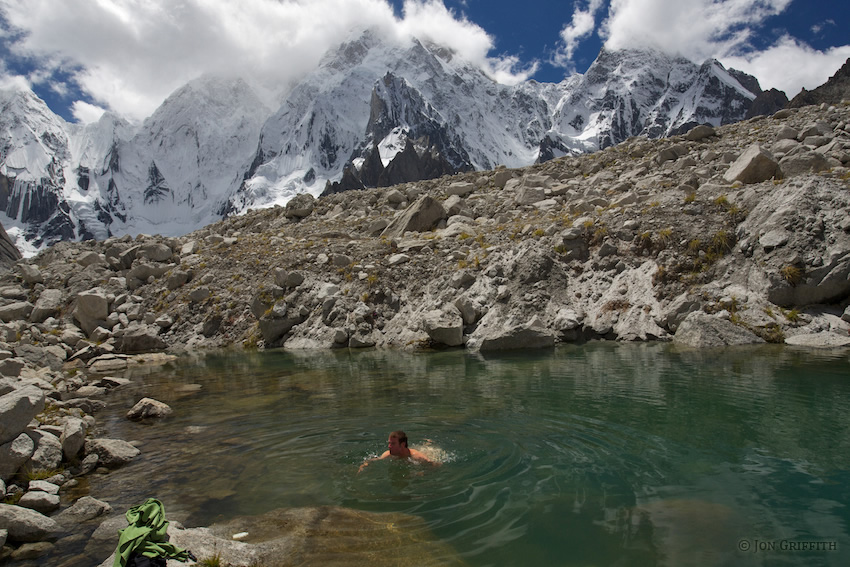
[1,34,780,255]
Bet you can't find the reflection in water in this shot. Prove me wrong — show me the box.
[53,343,850,566]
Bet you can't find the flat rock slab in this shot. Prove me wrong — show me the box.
[785,332,850,348]
[97,506,464,567]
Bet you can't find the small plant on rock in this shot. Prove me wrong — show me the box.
[780,265,803,285]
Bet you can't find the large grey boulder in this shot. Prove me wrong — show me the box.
[0,432,35,481]
[284,193,315,219]
[16,263,42,284]
[0,503,60,542]
[14,344,66,371]
[30,289,63,323]
[422,309,464,347]
[723,144,782,184]
[74,288,110,335]
[60,417,87,460]
[54,496,112,526]
[0,301,34,322]
[84,438,140,468]
[469,316,556,352]
[779,150,831,176]
[381,196,446,238]
[673,312,764,347]
[0,385,45,445]
[115,324,167,353]
[138,243,173,262]
[26,430,63,472]
[18,491,61,515]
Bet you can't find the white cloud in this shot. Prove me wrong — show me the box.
[554,0,605,69]
[0,72,30,91]
[71,100,107,124]
[600,0,794,60]
[722,36,850,97]
[0,0,531,122]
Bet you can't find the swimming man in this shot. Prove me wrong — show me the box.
[358,430,438,473]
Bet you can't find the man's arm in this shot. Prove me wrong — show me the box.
[409,448,440,466]
[358,450,390,473]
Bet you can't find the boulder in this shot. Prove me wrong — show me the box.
[28,480,59,495]
[77,251,108,267]
[258,315,302,344]
[470,316,556,352]
[17,263,44,285]
[115,325,166,353]
[10,541,53,560]
[128,262,172,282]
[84,438,141,468]
[0,357,24,377]
[778,151,831,176]
[60,417,87,460]
[0,301,34,322]
[30,289,63,323]
[685,124,716,141]
[284,193,315,219]
[165,270,191,290]
[0,503,60,543]
[381,196,446,238]
[422,309,464,347]
[0,385,45,445]
[138,243,173,262]
[446,182,475,197]
[74,289,109,335]
[18,491,61,515]
[54,496,112,526]
[14,344,66,371]
[0,433,35,481]
[673,312,765,348]
[723,144,782,184]
[126,397,173,421]
[26,431,63,472]
[516,185,546,205]
[454,296,483,326]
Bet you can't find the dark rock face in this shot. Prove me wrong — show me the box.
[747,89,789,118]
[323,72,474,195]
[323,138,461,196]
[0,221,22,271]
[0,172,76,248]
[788,57,850,108]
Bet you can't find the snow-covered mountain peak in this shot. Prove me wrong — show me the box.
[0,36,776,255]
[0,86,70,181]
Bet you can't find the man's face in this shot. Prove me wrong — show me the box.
[387,436,404,455]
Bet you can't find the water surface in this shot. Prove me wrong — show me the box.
[65,343,850,566]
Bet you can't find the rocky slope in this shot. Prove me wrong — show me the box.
[1,100,850,564]
[0,101,848,358]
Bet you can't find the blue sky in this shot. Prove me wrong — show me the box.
[1,0,848,124]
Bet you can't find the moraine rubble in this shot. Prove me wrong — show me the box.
[1,102,850,563]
